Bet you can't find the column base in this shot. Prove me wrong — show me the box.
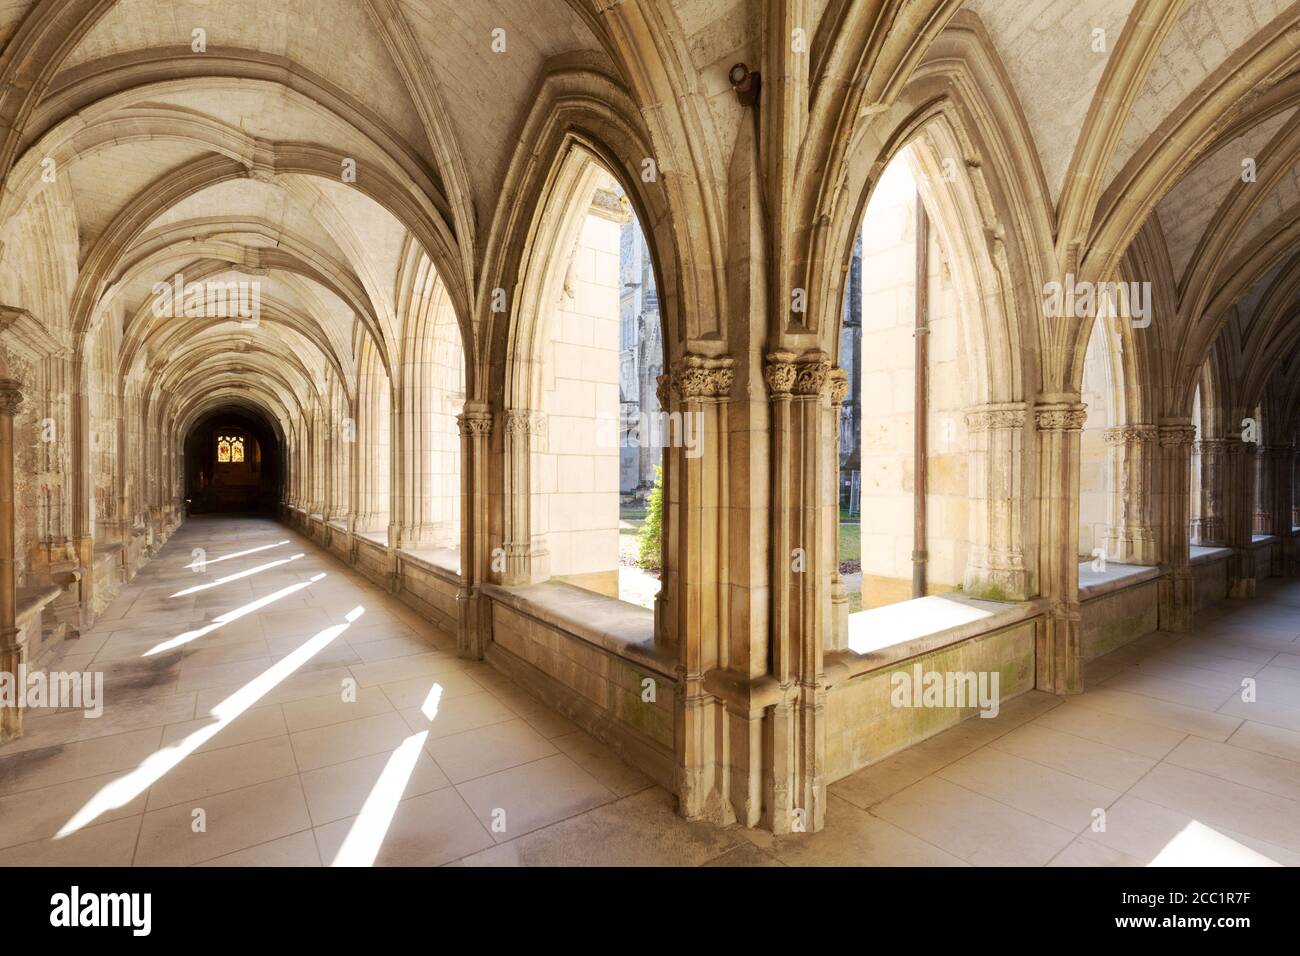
[0,634,26,745]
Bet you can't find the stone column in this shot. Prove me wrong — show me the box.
[1192,438,1226,544]
[760,350,827,832]
[0,378,23,743]
[661,354,738,827]
[456,405,493,659]
[1157,422,1197,631]
[1268,443,1295,575]
[1224,437,1255,597]
[72,380,95,631]
[501,409,549,585]
[1104,424,1158,565]
[1292,448,1299,529]
[1034,401,1087,694]
[828,368,849,651]
[1252,445,1271,535]
[963,403,1029,599]
[387,385,405,555]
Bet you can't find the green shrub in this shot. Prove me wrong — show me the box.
[637,465,664,571]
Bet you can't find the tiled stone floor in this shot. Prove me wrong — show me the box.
[1,516,1298,866]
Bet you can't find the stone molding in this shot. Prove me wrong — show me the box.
[828,367,848,405]
[1157,424,1198,446]
[0,378,22,415]
[1033,403,1087,431]
[457,410,492,438]
[504,409,547,438]
[764,350,830,399]
[964,402,1027,432]
[1104,424,1157,444]
[589,187,632,224]
[669,353,735,401]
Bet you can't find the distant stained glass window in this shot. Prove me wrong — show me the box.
[216,435,244,464]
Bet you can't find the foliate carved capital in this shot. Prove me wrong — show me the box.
[655,374,670,409]
[1033,403,1087,432]
[965,402,1027,432]
[0,378,22,416]
[1104,424,1158,445]
[763,351,797,396]
[828,368,849,405]
[764,349,831,399]
[456,410,492,438]
[669,353,735,401]
[1157,424,1198,447]
[504,409,546,439]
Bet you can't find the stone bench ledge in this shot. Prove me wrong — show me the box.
[1190,545,1234,565]
[16,584,61,628]
[397,547,462,581]
[826,593,1042,685]
[1078,561,1160,600]
[482,580,672,679]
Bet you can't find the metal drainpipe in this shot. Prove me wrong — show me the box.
[912,196,929,600]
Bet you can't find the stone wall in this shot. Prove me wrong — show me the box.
[825,620,1036,781]
[540,210,622,597]
[855,152,969,608]
[487,593,676,790]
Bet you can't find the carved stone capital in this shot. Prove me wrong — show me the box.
[1157,424,1198,447]
[792,351,831,398]
[964,402,1026,432]
[1104,424,1158,445]
[0,378,22,416]
[1033,403,1087,432]
[828,367,849,405]
[764,350,830,399]
[655,374,670,409]
[456,410,492,438]
[669,353,735,401]
[763,351,797,396]
[504,409,546,439]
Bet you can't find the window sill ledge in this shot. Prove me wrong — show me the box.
[825,593,1042,686]
[398,547,462,579]
[482,580,673,679]
[1078,561,1160,600]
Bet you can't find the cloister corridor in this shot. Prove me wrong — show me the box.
[0,515,1296,867]
[9,1,1300,893]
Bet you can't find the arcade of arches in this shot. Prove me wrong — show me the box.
[3,1,1300,860]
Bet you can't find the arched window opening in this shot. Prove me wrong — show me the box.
[616,197,664,609]
[505,156,665,612]
[838,143,972,613]
[394,253,465,566]
[1078,313,1119,561]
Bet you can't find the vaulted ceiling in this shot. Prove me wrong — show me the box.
[0,0,1298,431]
